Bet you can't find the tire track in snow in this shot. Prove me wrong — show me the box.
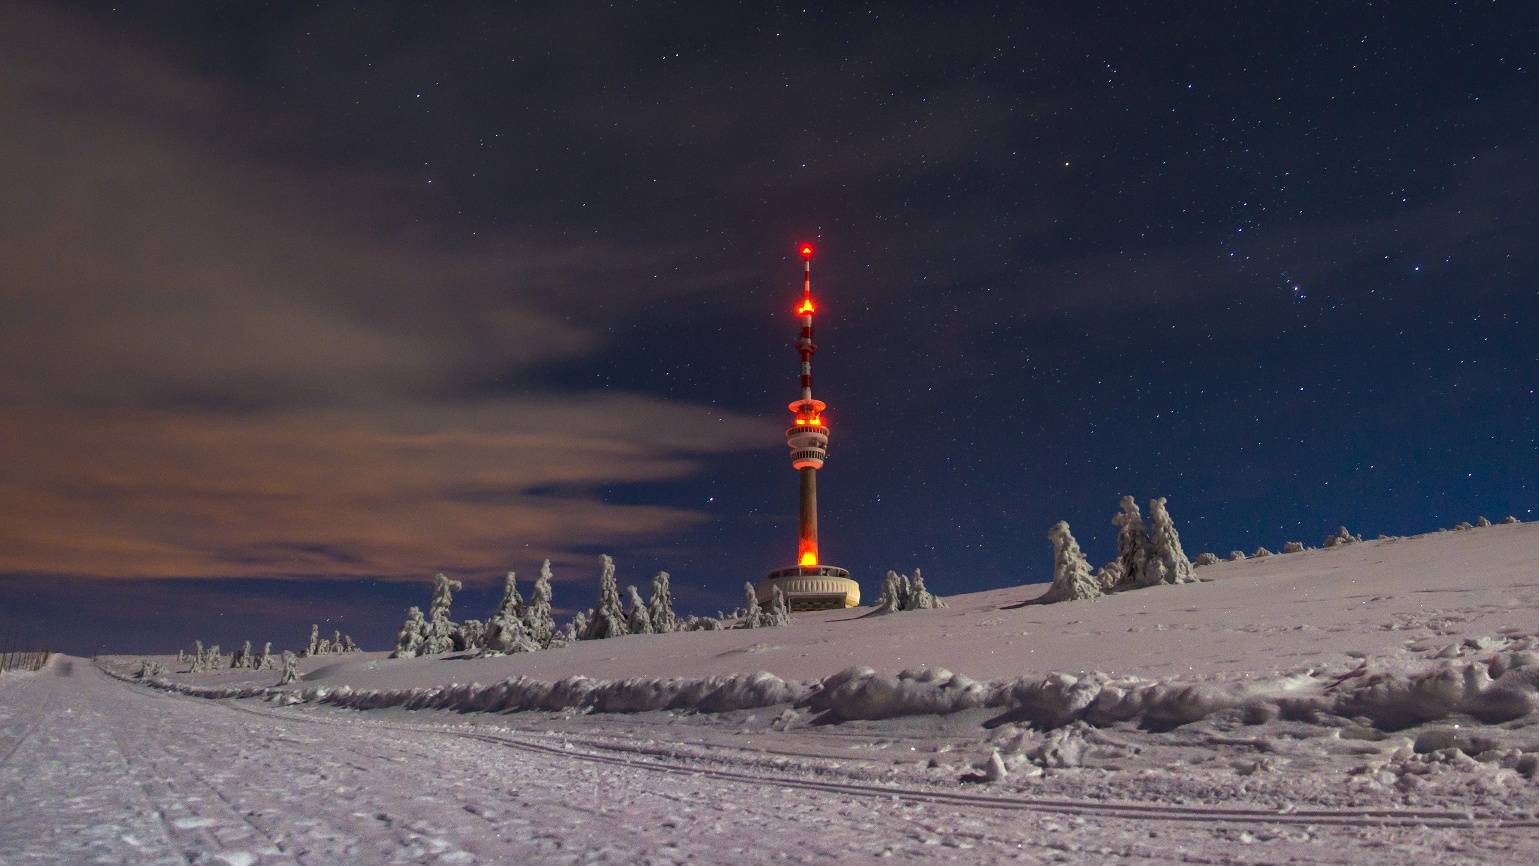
[203,689,1539,832]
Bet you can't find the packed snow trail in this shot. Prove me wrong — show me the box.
[1,660,1535,865]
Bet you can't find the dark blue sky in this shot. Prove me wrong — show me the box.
[2,2,1535,656]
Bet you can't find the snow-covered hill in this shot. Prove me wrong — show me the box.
[66,519,1539,863]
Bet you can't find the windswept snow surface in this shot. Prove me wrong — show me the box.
[10,523,1539,864]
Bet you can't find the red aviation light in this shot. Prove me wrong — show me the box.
[796,296,816,314]
[799,243,814,259]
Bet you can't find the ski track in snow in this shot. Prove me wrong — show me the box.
[0,660,1535,865]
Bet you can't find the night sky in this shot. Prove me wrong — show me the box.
[3,2,1536,656]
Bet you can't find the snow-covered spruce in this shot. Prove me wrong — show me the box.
[422,573,464,654]
[1193,552,1220,567]
[522,560,557,648]
[907,569,945,609]
[1253,546,1273,557]
[1228,550,1247,561]
[739,582,766,629]
[483,571,536,654]
[1093,560,1124,591]
[1143,497,1195,586]
[1112,495,1151,588]
[1476,515,1492,527]
[391,606,427,658]
[583,555,628,640]
[306,624,320,657]
[1036,521,1101,603]
[625,585,654,635]
[647,570,678,634]
[1323,526,1362,548]
[1283,541,1306,553]
[764,586,792,627]
[1503,515,1520,524]
[278,650,298,685]
[257,641,274,670]
[1454,521,1474,531]
[870,568,947,613]
[454,618,485,652]
[871,571,904,614]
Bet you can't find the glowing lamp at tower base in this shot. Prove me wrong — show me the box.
[755,243,861,611]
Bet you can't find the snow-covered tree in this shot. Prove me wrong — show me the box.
[1253,546,1273,557]
[624,585,653,635]
[523,560,557,648]
[257,642,273,670]
[1503,515,1520,524]
[391,606,427,658]
[1322,526,1362,548]
[483,604,538,655]
[906,568,946,609]
[206,645,222,669]
[278,650,298,685]
[1143,498,1196,586]
[1475,516,1492,528]
[740,582,766,628]
[1112,495,1151,588]
[872,571,904,614]
[1039,521,1101,603]
[421,573,463,654]
[1282,541,1305,553]
[189,640,205,672]
[647,571,678,634]
[765,586,792,627]
[489,572,524,626]
[583,555,628,640]
[454,618,486,652]
[1228,550,1246,561]
[567,610,589,643]
[1193,552,1220,567]
[235,639,253,669]
[1089,560,1120,591]
[340,634,356,652]
[306,624,320,657]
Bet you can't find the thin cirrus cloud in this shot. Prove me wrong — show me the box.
[0,4,768,584]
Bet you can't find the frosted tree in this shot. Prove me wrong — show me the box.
[306,624,320,657]
[1322,526,1361,548]
[1112,496,1151,588]
[490,572,524,625]
[905,568,946,610]
[872,571,904,614]
[582,555,628,640]
[1228,550,1247,561]
[391,606,427,658]
[1253,546,1273,557]
[1282,541,1305,553]
[1475,515,1492,528]
[523,560,557,648]
[1503,515,1520,524]
[206,645,222,669]
[421,573,463,654]
[340,634,356,652]
[257,642,273,670]
[331,629,344,652]
[277,650,298,685]
[647,571,678,634]
[765,586,792,627]
[568,610,589,642]
[1093,560,1124,591]
[1039,521,1101,603]
[454,618,486,652]
[190,640,206,672]
[1193,552,1220,567]
[483,608,537,655]
[625,585,654,635]
[236,639,254,669]
[740,582,766,628]
[1142,498,1195,586]
[485,571,534,653]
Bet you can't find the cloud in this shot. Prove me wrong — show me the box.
[0,4,769,582]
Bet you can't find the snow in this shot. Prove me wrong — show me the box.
[8,521,1539,863]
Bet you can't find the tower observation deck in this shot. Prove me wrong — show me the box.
[756,244,861,611]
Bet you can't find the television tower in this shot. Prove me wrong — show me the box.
[757,243,860,610]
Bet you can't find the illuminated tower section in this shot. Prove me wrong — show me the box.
[757,243,861,611]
